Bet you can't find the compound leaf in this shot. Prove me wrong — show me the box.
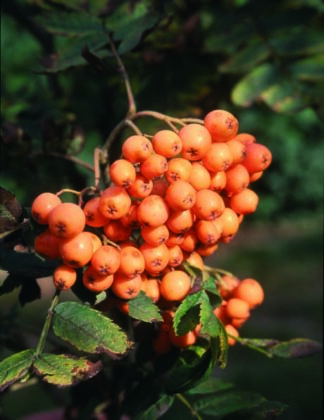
[127,291,163,323]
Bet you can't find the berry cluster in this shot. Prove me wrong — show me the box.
[31,109,271,349]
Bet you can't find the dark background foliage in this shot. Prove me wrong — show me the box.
[1,0,323,419]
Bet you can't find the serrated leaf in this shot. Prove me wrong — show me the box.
[0,187,24,235]
[216,322,228,368]
[290,54,324,81]
[127,291,163,323]
[199,293,221,337]
[133,394,174,420]
[33,353,102,386]
[219,40,269,74]
[35,11,103,36]
[231,63,279,107]
[192,390,266,416]
[0,249,59,277]
[165,346,214,394]
[53,302,131,356]
[0,349,35,392]
[186,376,234,395]
[268,338,322,358]
[173,292,202,336]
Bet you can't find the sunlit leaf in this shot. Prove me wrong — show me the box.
[0,349,34,392]
[231,63,280,107]
[33,353,102,386]
[260,80,307,113]
[53,302,131,356]
[127,291,163,323]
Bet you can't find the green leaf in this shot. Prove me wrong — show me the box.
[0,249,59,277]
[219,40,270,74]
[53,302,131,356]
[133,394,174,420]
[186,376,234,395]
[192,390,266,416]
[127,291,163,323]
[224,399,289,419]
[165,338,219,394]
[199,293,221,337]
[36,11,103,36]
[260,80,307,113]
[0,349,35,392]
[271,30,324,56]
[33,353,102,386]
[173,292,202,336]
[268,338,322,358]
[290,54,324,81]
[231,63,280,107]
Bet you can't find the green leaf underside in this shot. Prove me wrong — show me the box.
[192,390,267,416]
[186,376,234,395]
[0,349,34,392]
[268,338,323,358]
[53,302,131,355]
[33,353,102,386]
[133,394,175,420]
[127,291,163,323]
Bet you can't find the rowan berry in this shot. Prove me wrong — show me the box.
[111,271,143,299]
[83,197,110,228]
[233,278,264,309]
[99,185,132,220]
[109,159,136,188]
[140,153,168,180]
[165,180,197,211]
[204,109,239,142]
[53,264,77,290]
[179,123,212,161]
[31,192,62,225]
[83,265,114,293]
[122,135,153,163]
[48,202,86,239]
[159,270,191,301]
[137,194,170,227]
[90,245,121,276]
[151,129,183,158]
[193,189,225,220]
[59,231,94,268]
[165,157,192,183]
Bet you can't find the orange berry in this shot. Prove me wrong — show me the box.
[140,153,168,180]
[234,133,256,145]
[99,185,131,220]
[53,264,77,290]
[59,231,94,268]
[141,224,170,246]
[137,194,170,227]
[151,176,168,197]
[209,170,227,192]
[249,171,263,182]
[84,231,102,253]
[225,324,239,346]
[165,180,197,211]
[242,142,272,173]
[179,123,212,161]
[31,192,62,225]
[218,274,240,300]
[202,142,233,172]
[103,219,132,243]
[188,161,211,191]
[204,109,239,142]
[229,188,259,215]
[83,197,110,228]
[193,189,225,220]
[159,270,191,301]
[48,202,86,239]
[90,244,121,276]
[141,277,161,302]
[213,304,231,325]
[180,228,198,252]
[195,219,222,245]
[83,265,114,293]
[233,278,264,309]
[217,208,240,240]
[196,242,219,257]
[225,164,250,196]
[226,298,250,320]
[169,328,197,348]
[140,242,170,275]
[126,173,153,199]
[165,157,192,183]
[151,129,182,158]
[122,135,153,163]
[34,228,61,259]
[111,271,142,299]
[226,139,247,164]
[120,202,140,229]
[167,244,184,267]
[184,251,204,271]
[167,209,195,234]
[109,159,136,188]
[118,245,145,277]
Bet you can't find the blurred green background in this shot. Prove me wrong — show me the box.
[1,0,323,419]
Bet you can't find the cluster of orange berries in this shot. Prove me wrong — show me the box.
[31,109,271,349]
